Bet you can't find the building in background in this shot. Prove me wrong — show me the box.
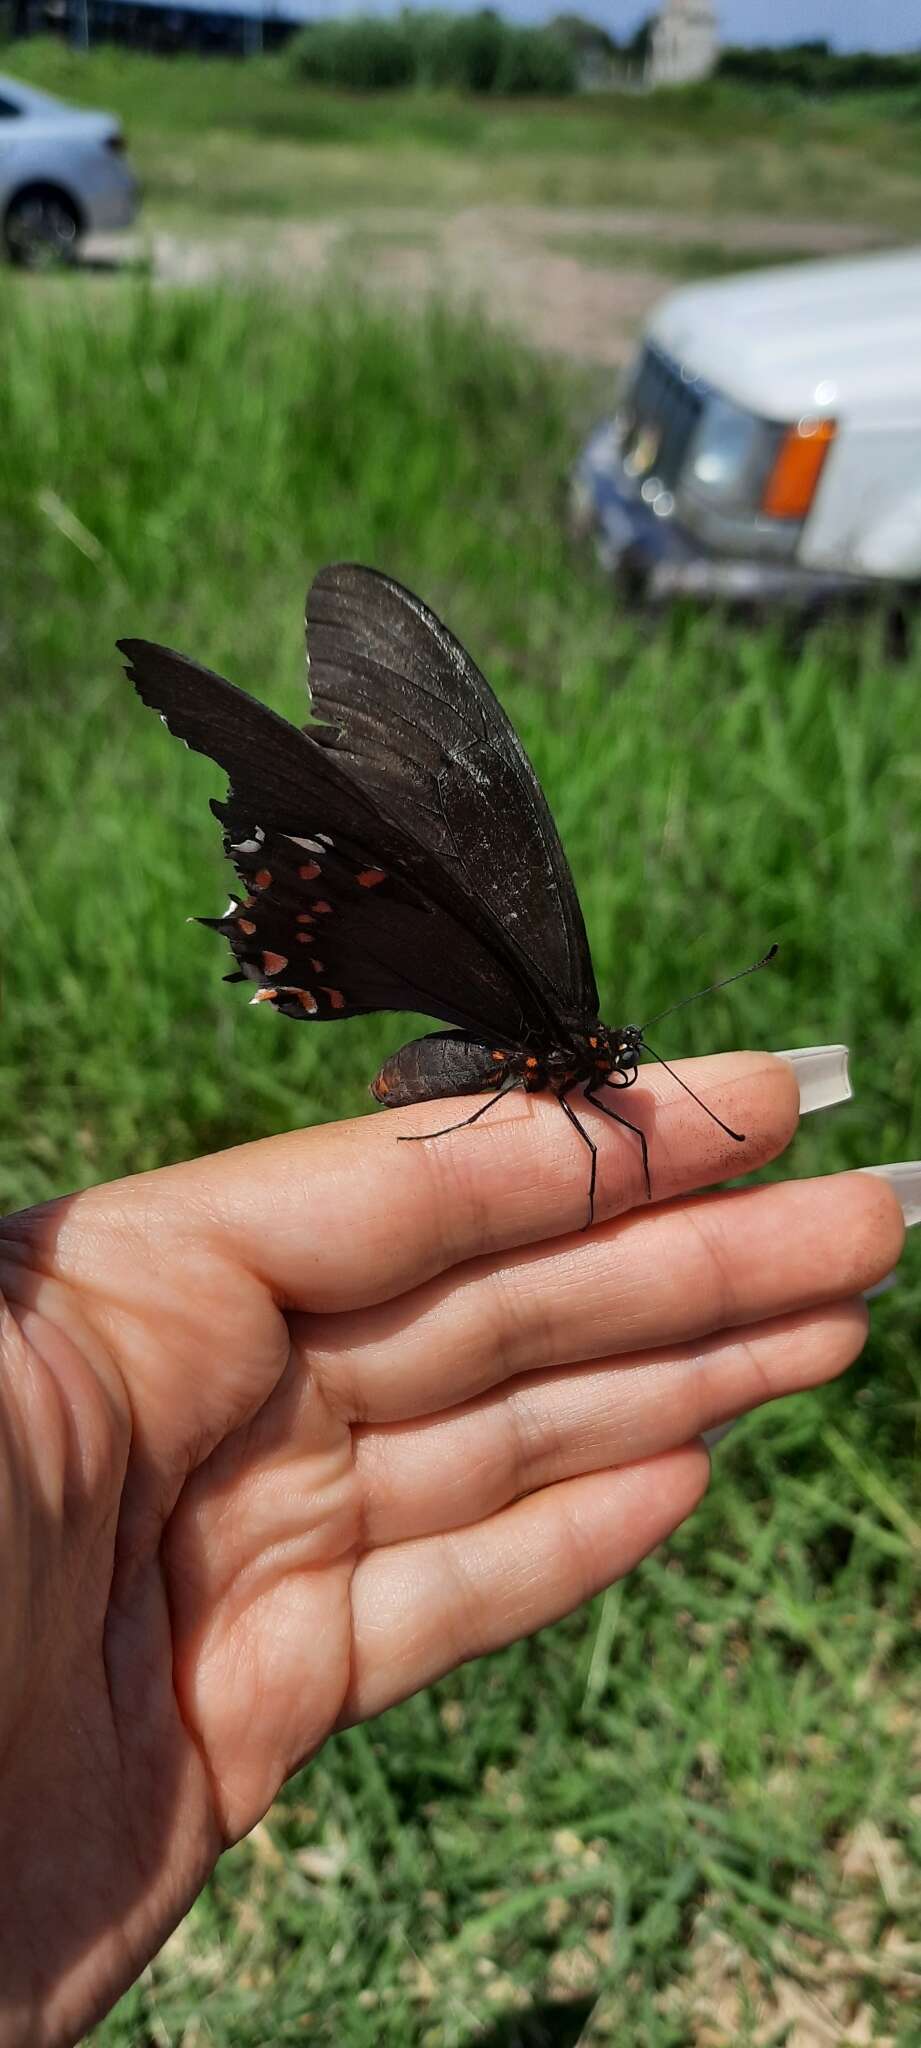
[10,0,309,54]
[646,0,719,86]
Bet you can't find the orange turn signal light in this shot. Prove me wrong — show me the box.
[761,417,836,521]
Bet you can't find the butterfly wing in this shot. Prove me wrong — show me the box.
[119,638,543,1039]
[305,564,600,1027]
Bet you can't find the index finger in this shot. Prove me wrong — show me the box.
[208,1049,799,1308]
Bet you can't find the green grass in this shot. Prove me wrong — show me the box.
[1,283,919,2045]
[7,40,921,228]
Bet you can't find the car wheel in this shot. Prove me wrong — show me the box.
[4,188,81,270]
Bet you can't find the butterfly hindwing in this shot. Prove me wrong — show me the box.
[305,564,600,1028]
[119,637,539,1039]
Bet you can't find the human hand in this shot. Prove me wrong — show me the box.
[0,1052,903,2046]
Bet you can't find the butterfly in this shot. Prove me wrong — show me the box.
[120,564,773,1224]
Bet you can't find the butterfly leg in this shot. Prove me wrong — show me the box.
[398,1072,521,1144]
[558,1091,598,1229]
[584,1088,651,1202]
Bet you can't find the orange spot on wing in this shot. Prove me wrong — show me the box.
[313,900,332,915]
[376,1076,390,1095]
[525,1056,538,1070]
[238,918,256,936]
[296,990,318,1014]
[251,988,277,1004]
[311,958,324,973]
[254,869,273,890]
[322,987,346,1010]
[298,862,321,881]
[263,951,288,976]
[357,867,386,888]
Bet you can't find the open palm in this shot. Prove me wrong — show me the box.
[0,1051,901,2048]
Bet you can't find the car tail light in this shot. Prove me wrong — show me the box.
[761,418,836,521]
[106,131,126,154]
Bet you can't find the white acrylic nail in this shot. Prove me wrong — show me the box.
[860,1163,921,1228]
[702,1420,737,1448]
[775,1045,852,1115]
[864,1270,899,1301]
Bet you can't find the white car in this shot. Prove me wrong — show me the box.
[0,72,139,267]
[572,246,921,602]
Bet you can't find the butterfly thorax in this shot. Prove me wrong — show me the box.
[528,1022,644,1098]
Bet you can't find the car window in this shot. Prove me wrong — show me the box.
[0,95,23,118]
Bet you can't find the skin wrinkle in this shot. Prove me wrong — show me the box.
[341,1452,711,1725]
[298,1324,370,1428]
[302,1176,882,1432]
[669,1196,744,1335]
[480,1250,545,1390]
[715,1322,785,1416]
[502,1371,566,1497]
[348,1299,871,1548]
[413,1092,533,1270]
[437,1524,495,1659]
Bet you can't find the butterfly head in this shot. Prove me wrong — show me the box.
[580,1023,644,1079]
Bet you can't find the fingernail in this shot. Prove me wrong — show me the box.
[860,1162,921,1228]
[703,1420,737,1448]
[775,1044,852,1114]
[864,1270,899,1301]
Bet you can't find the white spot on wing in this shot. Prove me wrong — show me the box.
[232,837,262,855]
[286,835,324,854]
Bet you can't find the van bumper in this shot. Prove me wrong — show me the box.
[570,426,873,606]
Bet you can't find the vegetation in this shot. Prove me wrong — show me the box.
[719,39,921,96]
[5,41,921,230]
[2,280,919,2043]
[288,11,577,97]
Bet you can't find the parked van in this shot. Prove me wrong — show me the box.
[571,246,921,603]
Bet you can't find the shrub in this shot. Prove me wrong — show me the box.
[718,42,921,95]
[288,9,576,96]
[495,25,575,96]
[289,16,415,92]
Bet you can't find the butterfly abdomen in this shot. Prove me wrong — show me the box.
[371,1032,523,1108]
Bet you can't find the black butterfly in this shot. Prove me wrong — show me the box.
[120,565,772,1223]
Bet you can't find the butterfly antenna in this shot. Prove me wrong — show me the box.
[639,1040,747,1143]
[641,944,778,1032]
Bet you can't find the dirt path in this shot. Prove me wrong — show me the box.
[86,203,896,368]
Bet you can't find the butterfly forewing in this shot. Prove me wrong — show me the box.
[306,565,599,1028]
